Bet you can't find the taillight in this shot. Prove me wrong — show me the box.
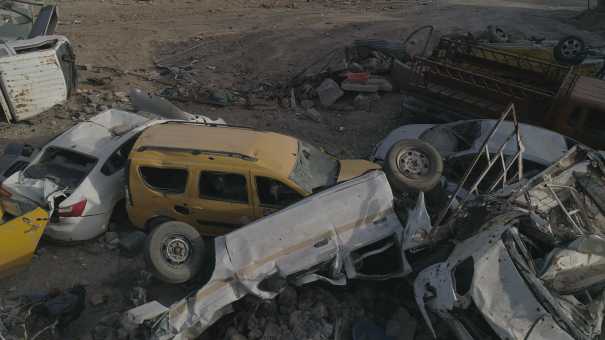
[0,185,12,198]
[58,199,87,217]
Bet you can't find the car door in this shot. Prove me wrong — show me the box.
[0,208,48,276]
[252,175,304,218]
[188,168,255,235]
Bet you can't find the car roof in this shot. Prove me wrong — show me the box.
[47,109,151,158]
[132,122,299,177]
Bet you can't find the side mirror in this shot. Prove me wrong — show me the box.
[28,5,58,38]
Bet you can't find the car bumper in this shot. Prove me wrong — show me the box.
[45,214,109,242]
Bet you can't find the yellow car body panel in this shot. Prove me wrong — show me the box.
[0,208,49,277]
[337,160,382,182]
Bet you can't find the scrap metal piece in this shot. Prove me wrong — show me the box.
[435,104,525,225]
[0,35,76,122]
[541,235,605,294]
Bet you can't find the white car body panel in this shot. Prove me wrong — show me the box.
[128,172,410,339]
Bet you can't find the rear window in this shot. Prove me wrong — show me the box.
[140,167,188,193]
[3,160,29,178]
[24,147,97,189]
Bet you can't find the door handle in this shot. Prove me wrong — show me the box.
[174,205,190,215]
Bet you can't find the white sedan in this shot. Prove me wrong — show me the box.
[0,110,159,241]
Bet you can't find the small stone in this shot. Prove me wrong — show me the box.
[130,286,147,306]
[114,92,129,103]
[89,292,107,306]
[104,232,119,244]
[353,94,371,111]
[303,108,322,123]
[316,78,344,107]
[300,100,314,110]
[135,270,153,287]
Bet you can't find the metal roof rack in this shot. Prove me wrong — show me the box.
[158,120,258,131]
[136,145,257,162]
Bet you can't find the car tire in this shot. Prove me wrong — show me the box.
[145,221,206,284]
[554,36,586,65]
[385,139,443,192]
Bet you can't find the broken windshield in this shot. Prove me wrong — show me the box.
[23,147,98,190]
[289,141,339,193]
[0,2,33,41]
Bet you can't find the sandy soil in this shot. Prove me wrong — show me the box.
[0,0,603,339]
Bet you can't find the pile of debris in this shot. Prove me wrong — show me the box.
[118,106,605,340]
[0,286,86,340]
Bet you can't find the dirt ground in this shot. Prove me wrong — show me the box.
[1,0,604,339]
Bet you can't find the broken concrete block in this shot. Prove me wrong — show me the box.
[122,301,169,326]
[316,79,344,107]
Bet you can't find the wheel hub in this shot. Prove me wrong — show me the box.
[397,150,430,177]
[562,39,582,57]
[162,236,191,265]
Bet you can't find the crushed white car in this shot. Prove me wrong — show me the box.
[125,171,416,339]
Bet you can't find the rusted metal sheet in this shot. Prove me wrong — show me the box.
[0,37,70,122]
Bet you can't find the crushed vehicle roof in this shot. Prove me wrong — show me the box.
[570,76,605,110]
[47,109,151,157]
[132,122,299,177]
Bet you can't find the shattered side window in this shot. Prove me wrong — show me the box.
[140,167,188,193]
[256,177,303,207]
[101,137,138,176]
[199,171,248,203]
[24,147,97,189]
[289,142,339,193]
